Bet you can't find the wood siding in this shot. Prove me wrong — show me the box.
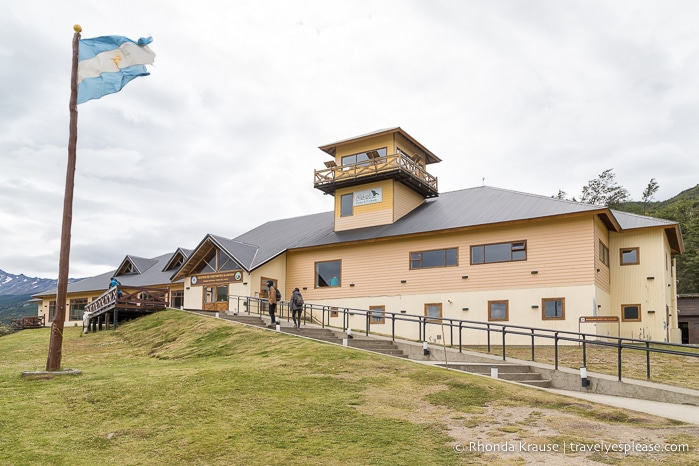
[287,215,597,300]
[393,181,425,222]
[334,180,394,231]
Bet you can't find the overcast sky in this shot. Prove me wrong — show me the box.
[2,1,698,279]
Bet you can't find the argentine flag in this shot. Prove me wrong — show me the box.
[78,35,155,104]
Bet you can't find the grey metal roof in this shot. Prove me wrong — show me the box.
[33,251,184,298]
[229,186,682,270]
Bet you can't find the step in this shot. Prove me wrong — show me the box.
[441,363,552,388]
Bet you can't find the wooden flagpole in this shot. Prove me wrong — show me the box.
[46,25,81,371]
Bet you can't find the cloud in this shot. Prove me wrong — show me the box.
[2,0,698,277]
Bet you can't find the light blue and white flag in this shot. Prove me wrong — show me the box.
[77,35,155,104]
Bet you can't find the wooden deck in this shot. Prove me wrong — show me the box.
[10,315,45,331]
[83,286,169,331]
[314,152,438,197]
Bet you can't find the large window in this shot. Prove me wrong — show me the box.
[471,241,526,264]
[622,304,641,322]
[370,306,385,324]
[316,260,341,288]
[48,300,56,322]
[424,303,442,322]
[69,298,88,320]
[410,248,458,269]
[599,241,609,267]
[488,300,508,321]
[542,298,565,320]
[341,147,387,166]
[620,247,639,265]
[341,193,353,217]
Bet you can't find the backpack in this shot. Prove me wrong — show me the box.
[293,292,304,308]
[275,288,281,300]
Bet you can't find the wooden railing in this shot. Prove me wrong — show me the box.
[10,315,45,331]
[314,152,438,193]
[85,286,169,316]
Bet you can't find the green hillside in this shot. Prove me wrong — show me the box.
[617,184,699,293]
[0,294,37,325]
[1,310,696,465]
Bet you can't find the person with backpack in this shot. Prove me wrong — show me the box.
[290,287,304,329]
[267,280,280,326]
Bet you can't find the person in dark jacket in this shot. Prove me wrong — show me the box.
[290,287,304,329]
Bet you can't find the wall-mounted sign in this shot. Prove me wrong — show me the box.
[190,271,243,286]
[354,187,382,206]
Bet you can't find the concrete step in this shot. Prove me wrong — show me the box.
[441,363,552,388]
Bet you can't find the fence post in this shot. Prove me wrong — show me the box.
[617,339,623,381]
[458,321,463,353]
[530,329,535,361]
[487,323,491,353]
[501,326,507,361]
[582,334,587,368]
[554,332,559,370]
[391,313,396,341]
[645,341,651,380]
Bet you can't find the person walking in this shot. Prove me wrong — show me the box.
[290,287,304,329]
[267,280,279,326]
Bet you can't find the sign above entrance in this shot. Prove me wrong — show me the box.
[190,271,243,286]
[354,187,382,206]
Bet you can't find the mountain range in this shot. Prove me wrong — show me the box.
[0,270,80,326]
[0,269,63,296]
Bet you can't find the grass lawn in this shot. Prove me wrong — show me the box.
[0,310,697,465]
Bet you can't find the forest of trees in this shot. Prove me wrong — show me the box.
[557,170,699,294]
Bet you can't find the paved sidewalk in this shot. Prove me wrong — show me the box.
[545,388,699,425]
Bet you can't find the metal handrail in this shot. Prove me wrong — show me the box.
[228,295,699,383]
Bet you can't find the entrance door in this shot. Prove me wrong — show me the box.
[202,285,229,312]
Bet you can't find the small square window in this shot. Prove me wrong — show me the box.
[542,298,565,320]
[622,304,641,322]
[620,247,639,265]
[370,306,385,324]
[488,300,508,321]
[425,303,442,322]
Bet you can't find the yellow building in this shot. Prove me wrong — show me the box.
[172,128,684,343]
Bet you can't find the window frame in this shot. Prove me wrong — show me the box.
[340,193,353,217]
[369,305,386,325]
[409,247,458,270]
[622,304,641,322]
[315,260,342,288]
[424,303,442,323]
[542,298,565,320]
[620,247,640,266]
[488,300,509,321]
[69,298,88,321]
[471,241,527,265]
[599,240,609,267]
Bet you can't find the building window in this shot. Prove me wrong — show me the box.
[488,300,508,321]
[599,241,609,267]
[542,298,565,320]
[370,306,385,324]
[48,300,56,322]
[341,147,387,166]
[316,260,341,288]
[341,193,353,217]
[410,248,458,269]
[69,298,88,320]
[620,247,639,265]
[171,291,184,308]
[471,241,526,264]
[424,303,442,322]
[622,304,641,322]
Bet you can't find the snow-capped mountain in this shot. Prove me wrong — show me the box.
[0,269,66,296]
